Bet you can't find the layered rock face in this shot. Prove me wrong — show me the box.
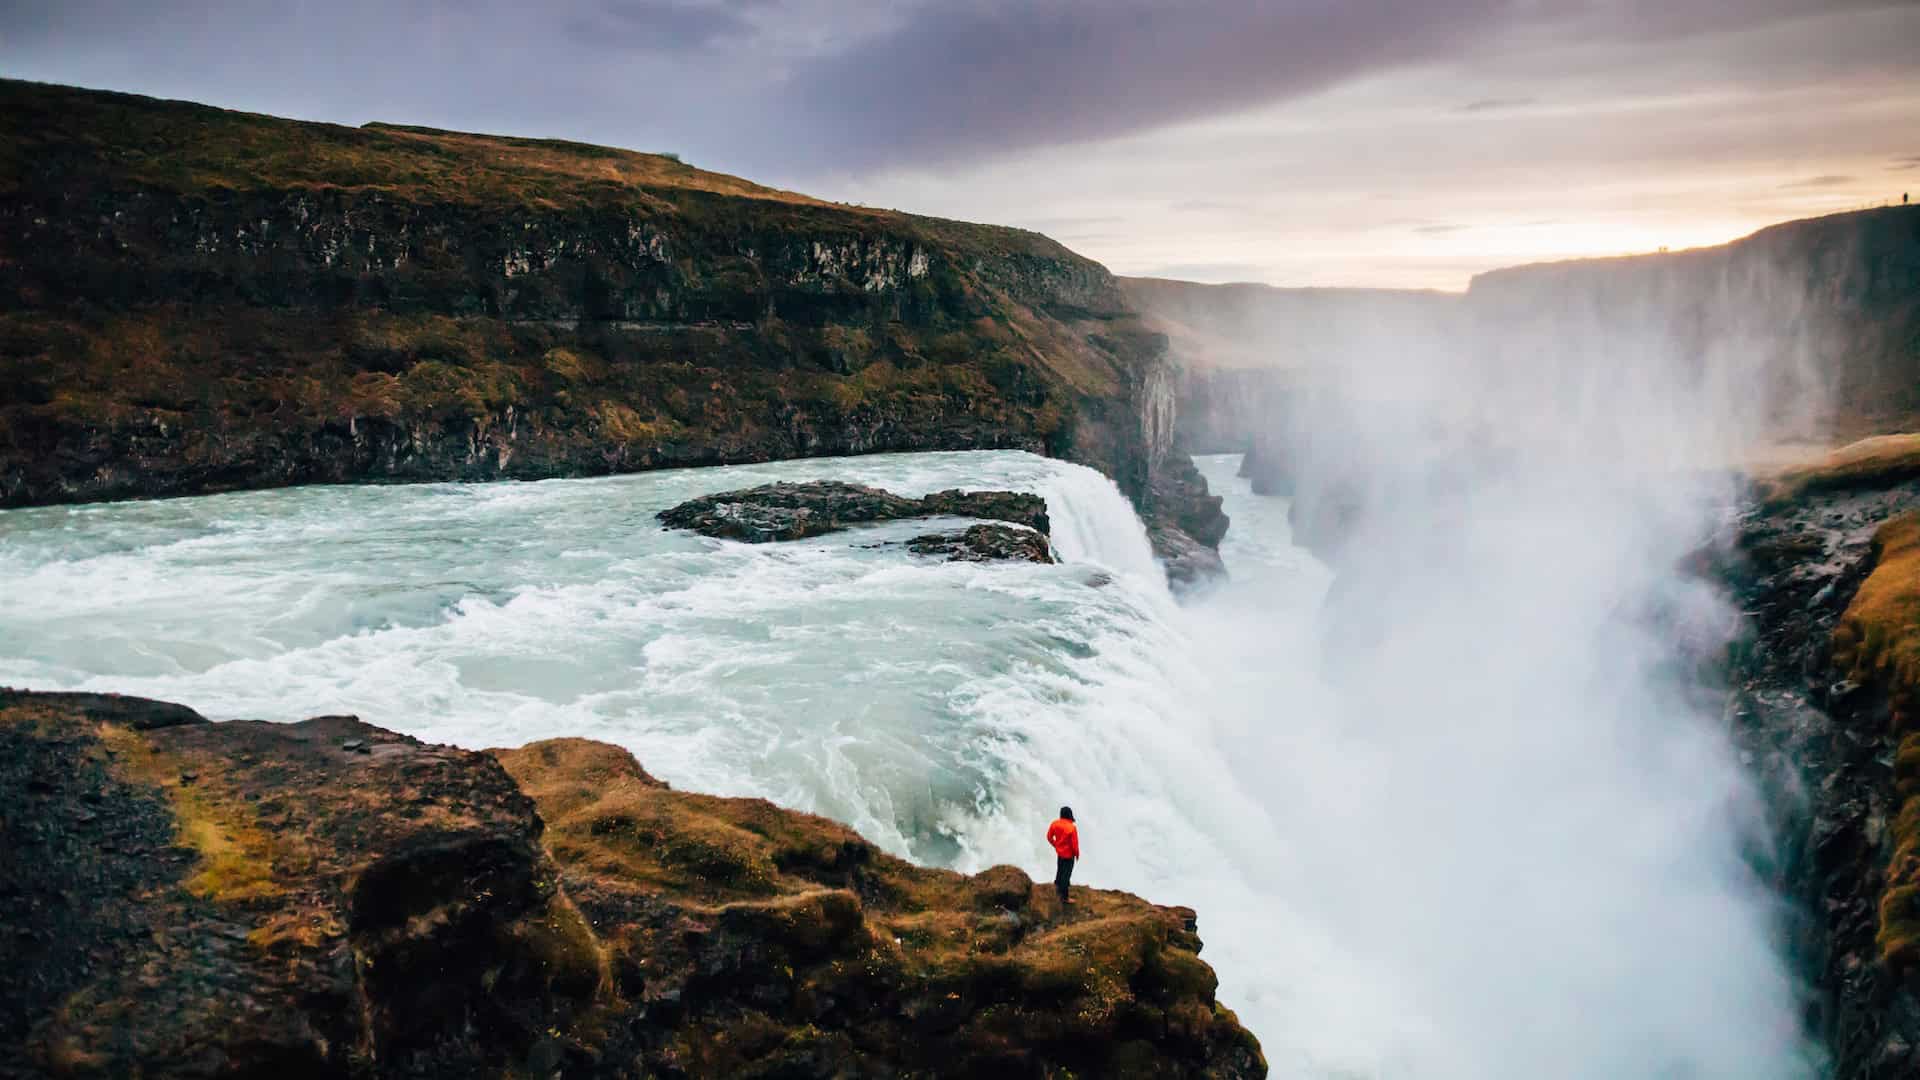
[0,80,1223,576]
[0,690,1264,1079]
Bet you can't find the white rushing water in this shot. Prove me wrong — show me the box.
[0,449,1812,1077]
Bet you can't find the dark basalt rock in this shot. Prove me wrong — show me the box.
[906,524,1054,564]
[0,688,208,731]
[0,692,1266,1079]
[658,480,1049,543]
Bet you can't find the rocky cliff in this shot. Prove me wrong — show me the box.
[0,80,1223,572]
[0,689,1264,1079]
[1722,440,1920,1078]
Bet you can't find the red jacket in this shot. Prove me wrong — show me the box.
[1047,817,1079,859]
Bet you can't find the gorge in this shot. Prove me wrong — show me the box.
[5,76,1920,1079]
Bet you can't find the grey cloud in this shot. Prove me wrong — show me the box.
[751,0,1918,173]
[760,0,1509,170]
[560,1,760,51]
[1457,97,1537,112]
[1780,174,1855,189]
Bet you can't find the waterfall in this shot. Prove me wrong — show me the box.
[0,446,1819,1076]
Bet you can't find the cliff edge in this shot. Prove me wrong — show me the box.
[0,689,1263,1079]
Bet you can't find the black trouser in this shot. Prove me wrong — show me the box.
[1055,855,1075,902]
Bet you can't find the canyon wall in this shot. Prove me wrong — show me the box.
[1130,205,1920,491]
[0,80,1221,563]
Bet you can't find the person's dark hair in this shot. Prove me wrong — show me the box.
[1060,806,1074,821]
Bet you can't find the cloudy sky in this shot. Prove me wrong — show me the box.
[4,0,1917,288]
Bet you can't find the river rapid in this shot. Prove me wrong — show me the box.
[0,450,1817,1077]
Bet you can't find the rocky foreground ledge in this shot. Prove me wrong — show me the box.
[0,690,1263,1079]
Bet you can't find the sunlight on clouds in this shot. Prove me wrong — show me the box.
[818,8,1920,288]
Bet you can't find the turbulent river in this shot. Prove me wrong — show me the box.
[0,450,1817,1077]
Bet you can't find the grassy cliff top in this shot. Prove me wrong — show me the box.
[0,79,823,209]
[0,79,1076,261]
[1467,205,1920,292]
[1757,433,1920,504]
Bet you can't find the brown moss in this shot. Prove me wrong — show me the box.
[1833,513,1920,968]
[1834,513,1920,718]
[491,736,1260,1073]
[593,401,681,444]
[99,723,289,906]
[503,890,610,1005]
[543,345,605,384]
[1761,433,1920,504]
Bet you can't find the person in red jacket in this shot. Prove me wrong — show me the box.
[1046,806,1079,905]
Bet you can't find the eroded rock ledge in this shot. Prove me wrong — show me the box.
[0,689,1263,1079]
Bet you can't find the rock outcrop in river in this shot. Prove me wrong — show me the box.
[658,481,1048,543]
[658,480,1057,563]
[0,79,1225,584]
[0,689,1264,1078]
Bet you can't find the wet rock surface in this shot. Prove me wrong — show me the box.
[905,523,1054,564]
[1146,523,1227,592]
[658,480,1049,543]
[1719,479,1920,1079]
[0,691,1264,1078]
